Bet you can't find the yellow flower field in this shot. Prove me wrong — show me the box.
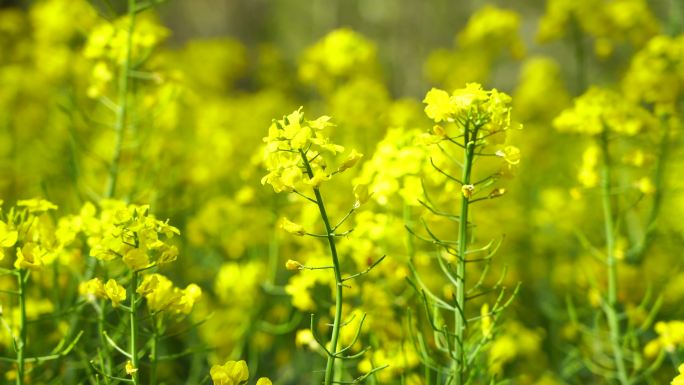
[1,1,683,384]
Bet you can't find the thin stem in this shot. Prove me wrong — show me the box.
[599,131,629,385]
[130,271,140,385]
[105,0,137,198]
[16,269,27,385]
[149,313,160,385]
[453,125,476,385]
[299,150,344,385]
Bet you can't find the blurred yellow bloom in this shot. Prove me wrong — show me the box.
[210,360,249,385]
[636,177,656,195]
[79,278,106,299]
[123,248,149,271]
[554,87,655,136]
[578,145,600,188]
[337,149,364,173]
[353,183,372,207]
[644,321,684,358]
[497,145,521,165]
[481,303,493,338]
[14,242,44,271]
[256,378,273,385]
[673,364,684,385]
[295,329,318,350]
[0,221,18,260]
[285,259,302,271]
[423,88,456,122]
[299,28,378,93]
[137,274,159,296]
[279,218,306,236]
[17,199,57,213]
[104,279,126,308]
[142,274,201,315]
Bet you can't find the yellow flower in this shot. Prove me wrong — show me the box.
[636,177,656,195]
[79,278,106,298]
[104,279,127,308]
[497,145,521,165]
[423,84,514,135]
[123,248,149,271]
[17,199,58,213]
[279,218,306,236]
[644,320,684,358]
[337,149,364,173]
[285,259,302,271]
[125,360,138,375]
[262,108,343,192]
[256,379,273,385]
[353,183,372,207]
[461,184,475,198]
[210,360,249,385]
[0,221,18,261]
[423,88,456,122]
[175,284,202,314]
[481,303,493,338]
[14,242,45,271]
[554,86,655,136]
[578,145,600,188]
[136,274,159,296]
[673,363,684,385]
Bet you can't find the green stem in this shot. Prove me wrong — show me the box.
[299,150,344,385]
[16,269,27,385]
[599,132,629,385]
[453,125,476,385]
[105,0,136,199]
[98,301,113,379]
[150,315,159,385]
[130,271,140,385]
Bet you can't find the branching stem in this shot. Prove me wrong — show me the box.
[299,150,344,385]
[599,131,629,385]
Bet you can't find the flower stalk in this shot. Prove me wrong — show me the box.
[299,150,344,385]
[129,270,140,385]
[453,131,477,385]
[16,268,27,385]
[599,131,629,385]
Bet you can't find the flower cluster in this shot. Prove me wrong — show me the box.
[210,360,272,385]
[622,34,684,107]
[0,199,60,270]
[538,0,660,57]
[299,28,378,93]
[423,83,516,138]
[644,321,684,358]
[62,200,179,269]
[553,86,655,136]
[139,273,202,314]
[84,15,169,98]
[66,201,201,315]
[261,108,362,192]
